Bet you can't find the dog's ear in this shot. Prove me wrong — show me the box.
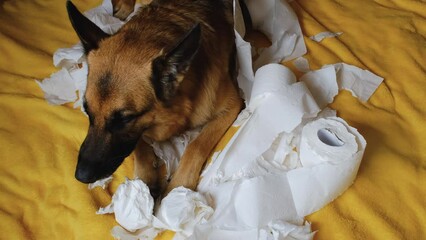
[151,23,201,103]
[66,1,109,53]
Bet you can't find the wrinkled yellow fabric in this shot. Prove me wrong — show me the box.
[0,0,424,239]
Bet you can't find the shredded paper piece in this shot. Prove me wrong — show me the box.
[88,175,113,189]
[293,56,311,73]
[310,31,342,42]
[38,0,385,239]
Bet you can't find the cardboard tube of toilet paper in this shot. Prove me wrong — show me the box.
[299,117,358,167]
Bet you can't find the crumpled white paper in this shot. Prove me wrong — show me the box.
[154,187,214,239]
[97,178,154,232]
[98,182,214,240]
[259,220,315,240]
[310,31,342,42]
[88,175,113,189]
[38,0,385,239]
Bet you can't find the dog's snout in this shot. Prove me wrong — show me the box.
[75,166,96,183]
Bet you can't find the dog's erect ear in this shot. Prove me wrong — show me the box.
[66,1,109,52]
[151,23,201,103]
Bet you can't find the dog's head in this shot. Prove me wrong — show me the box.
[66,2,201,183]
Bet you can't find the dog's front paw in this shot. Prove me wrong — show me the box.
[112,0,136,20]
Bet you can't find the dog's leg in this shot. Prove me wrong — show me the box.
[112,0,136,20]
[164,98,242,196]
[134,138,164,198]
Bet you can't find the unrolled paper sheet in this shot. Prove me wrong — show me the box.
[310,31,342,42]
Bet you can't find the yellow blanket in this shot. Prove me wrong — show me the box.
[0,0,424,239]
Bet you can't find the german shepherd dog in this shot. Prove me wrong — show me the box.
[67,0,243,197]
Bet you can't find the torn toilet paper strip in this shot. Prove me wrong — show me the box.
[310,31,342,42]
[88,175,113,190]
[293,56,311,73]
[325,63,384,101]
[300,66,338,109]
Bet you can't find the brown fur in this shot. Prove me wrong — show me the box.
[68,0,243,197]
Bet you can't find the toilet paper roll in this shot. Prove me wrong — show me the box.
[250,64,297,104]
[299,117,358,167]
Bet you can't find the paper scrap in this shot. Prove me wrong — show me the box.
[155,187,213,238]
[145,128,201,179]
[88,175,113,189]
[310,31,342,42]
[97,178,154,232]
[293,56,311,73]
[36,68,78,105]
[111,225,159,240]
[300,66,338,109]
[325,63,384,101]
[259,220,315,240]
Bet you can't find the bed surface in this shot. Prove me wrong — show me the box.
[0,0,424,239]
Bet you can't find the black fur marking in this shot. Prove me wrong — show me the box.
[98,72,112,99]
[66,1,110,53]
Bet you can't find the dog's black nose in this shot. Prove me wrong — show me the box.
[75,167,96,183]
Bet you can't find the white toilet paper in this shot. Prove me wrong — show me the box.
[299,118,358,167]
[154,187,214,238]
[97,179,154,232]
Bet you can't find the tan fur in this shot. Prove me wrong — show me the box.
[79,0,242,197]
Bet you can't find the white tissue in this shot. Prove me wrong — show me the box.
[245,0,306,69]
[111,225,159,240]
[198,64,320,187]
[88,175,113,189]
[259,220,315,240]
[36,68,78,105]
[310,31,342,42]
[97,178,154,232]
[326,63,384,101]
[155,187,214,238]
[146,128,201,179]
[189,220,313,240]
[300,66,338,109]
[293,56,311,73]
[196,60,371,237]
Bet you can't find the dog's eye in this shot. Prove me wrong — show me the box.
[120,115,136,124]
[106,112,138,132]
